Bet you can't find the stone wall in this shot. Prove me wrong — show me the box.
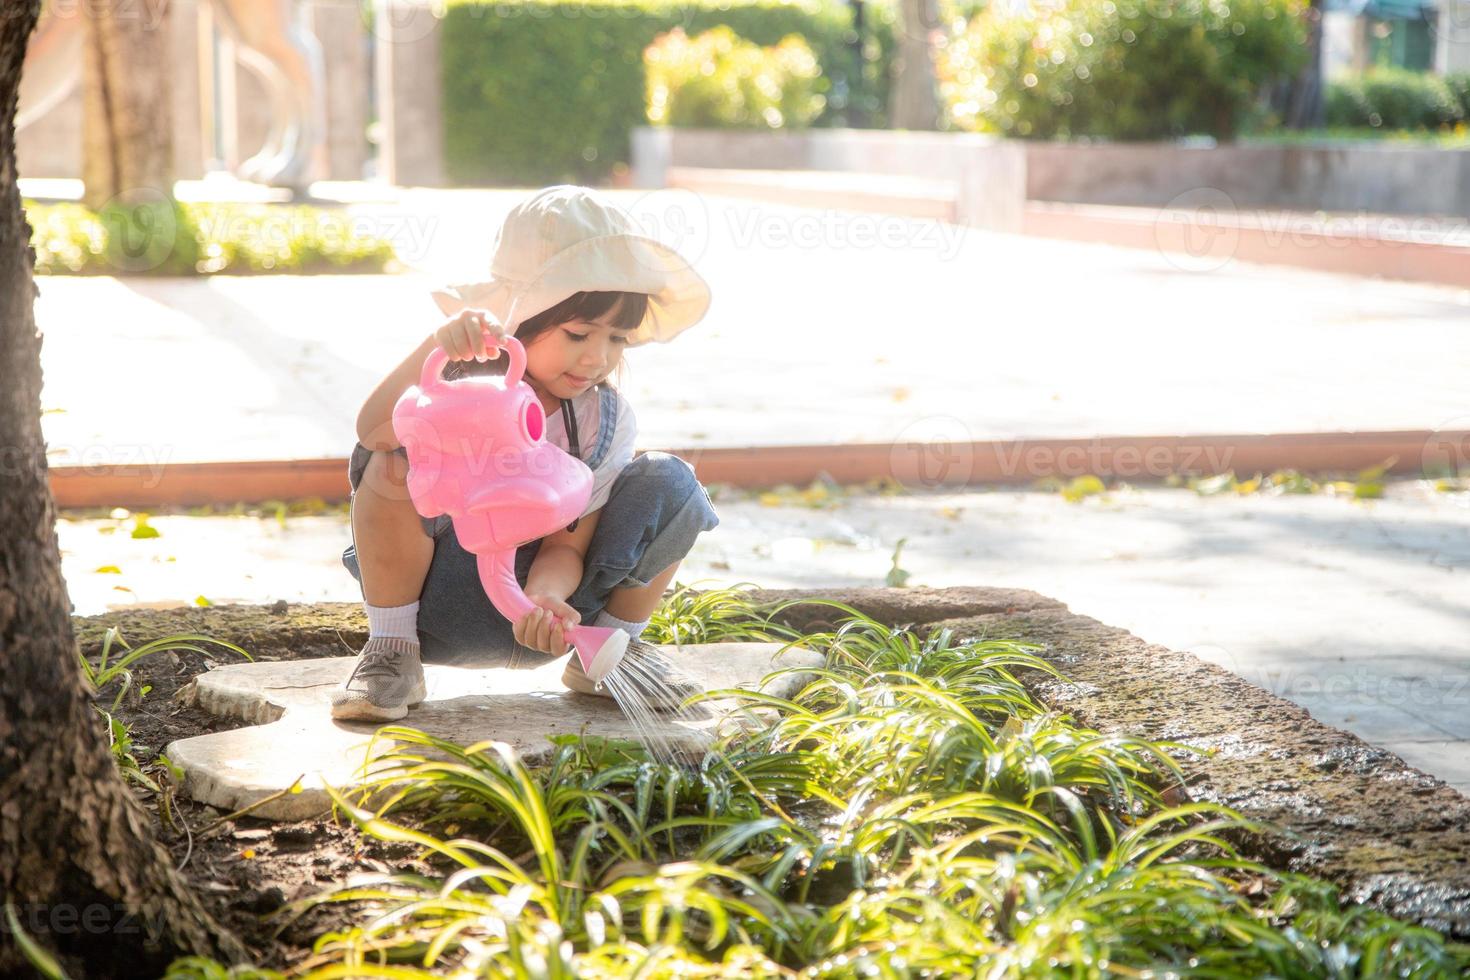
[631,126,1027,233]
[1024,142,1470,218]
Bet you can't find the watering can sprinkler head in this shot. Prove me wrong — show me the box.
[570,625,630,683]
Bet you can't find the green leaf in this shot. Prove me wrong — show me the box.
[130,514,161,539]
[3,902,69,979]
[885,537,911,588]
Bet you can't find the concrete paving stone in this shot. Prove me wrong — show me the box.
[1376,739,1470,792]
[167,642,822,820]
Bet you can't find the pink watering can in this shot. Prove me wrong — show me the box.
[390,335,630,682]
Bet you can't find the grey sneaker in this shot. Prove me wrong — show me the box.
[561,639,704,713]
[331,636,428,721]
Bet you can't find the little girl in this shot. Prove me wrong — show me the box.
[333,185,720,722]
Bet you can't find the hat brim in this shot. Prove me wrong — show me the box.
[430,234,710,347]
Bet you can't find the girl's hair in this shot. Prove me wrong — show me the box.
[446,290,648,386]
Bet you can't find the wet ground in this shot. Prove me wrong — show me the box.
[60,478,1470,795]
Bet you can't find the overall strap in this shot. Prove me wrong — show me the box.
[557,385,620,534]
[583,383,620,471]
[560,395,582,533]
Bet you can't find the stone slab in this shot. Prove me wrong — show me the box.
[167,643,821,821]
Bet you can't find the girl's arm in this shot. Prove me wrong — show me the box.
[356,333,439,451]
[517,508,603,654]
[356,311,510,450]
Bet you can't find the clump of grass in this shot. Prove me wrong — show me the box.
[174,593,1470,976]
[1172,459,1395,499]
[79,626,252,712]
[25,199,397,276]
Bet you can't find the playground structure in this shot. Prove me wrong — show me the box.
[16,0,443,188]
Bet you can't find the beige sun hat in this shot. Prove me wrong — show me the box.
[430,184,712,347]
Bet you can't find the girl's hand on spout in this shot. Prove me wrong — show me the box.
[513,593,581,656]
[435,308,509,362]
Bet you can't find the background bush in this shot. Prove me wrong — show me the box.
[1448,72,1470,120]
[26,200,398,276]
[645,25,826,129]
[1326,67,1466,130]
[938,0,1308,140]
[440,0,896,186]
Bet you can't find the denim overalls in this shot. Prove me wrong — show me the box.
[342,382,719,665]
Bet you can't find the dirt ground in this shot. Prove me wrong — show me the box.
[106,639,427,969]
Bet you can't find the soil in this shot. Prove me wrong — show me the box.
[93,623,414,971]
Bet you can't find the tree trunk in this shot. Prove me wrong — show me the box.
[0,3,245,975]
[81,0,175,211]
[1285,0,1325,129]
[889,0,942,130]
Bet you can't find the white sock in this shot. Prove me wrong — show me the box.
[366,600,420,641]
[594,608,649,640]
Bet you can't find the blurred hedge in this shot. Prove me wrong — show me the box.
[646,26,826,128]
[939,0,1307,140]
[26,200,398,276]
[1326,68,1466,131]
[440,0,896,186]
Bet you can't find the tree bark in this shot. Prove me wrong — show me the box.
[81,0,175,211]
[0,3,245,974]
[1285,0,1325,129]
[889,0,942,130]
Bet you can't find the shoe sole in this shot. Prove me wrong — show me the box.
[331,678,428,721]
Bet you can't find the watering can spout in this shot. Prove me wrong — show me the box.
[572,627,629,683]
[475,551,629,682]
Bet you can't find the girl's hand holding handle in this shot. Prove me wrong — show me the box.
[434,309,509,363]
[513,594,581,656]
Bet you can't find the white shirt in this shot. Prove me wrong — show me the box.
[542,384,638,517]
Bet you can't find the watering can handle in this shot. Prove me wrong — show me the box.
[419,334,527,392]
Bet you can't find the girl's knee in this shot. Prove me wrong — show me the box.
[624,451,699,501]
[363,448,411,487]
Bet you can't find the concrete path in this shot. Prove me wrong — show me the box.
[32,187,1470,466]
[59,480,1470,796]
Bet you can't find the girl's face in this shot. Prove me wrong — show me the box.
[522,307,633,406]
